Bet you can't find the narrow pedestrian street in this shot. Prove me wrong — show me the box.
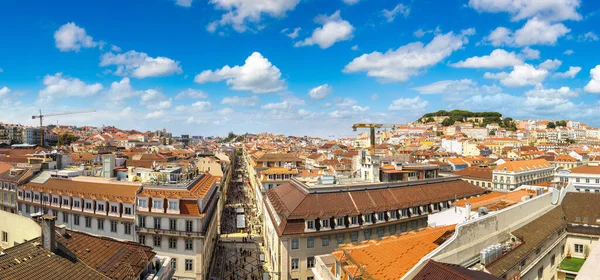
[210,152,265,280]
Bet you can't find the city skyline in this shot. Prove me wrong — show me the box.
[1,0,600,137]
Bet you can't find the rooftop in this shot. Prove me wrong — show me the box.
[453,167,493,180]
[494,159,552,172]
[21,177,141,203]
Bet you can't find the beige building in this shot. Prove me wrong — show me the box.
[262,177,485,280]
[453,166,493,190]
[0,210,40,250]
[493,159,554,192]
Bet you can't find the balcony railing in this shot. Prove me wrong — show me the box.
[137,226,204,237]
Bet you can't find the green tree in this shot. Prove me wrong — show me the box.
[441,118,455,126]
[489,129,496,136]
[556,120,567,127]
[58,133,79,146]
[425,117,435,123]
[547,122,556,129]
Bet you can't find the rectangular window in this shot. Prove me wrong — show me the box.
[389,224,397,234]
[336,217,344,227]
[74,200,80,208]
[98,203,105,211]
[138,198,147,208]
[351,216,358,225]
[322,219,330,228]
[110,220,118,233]
[139,235,145,245]
[124,223,132,235]
[307,220,314,229]
[85,216,92,228]
[364,229,371,239]
[390,210,397,219]
[110,205,118,213]
[377,227,384,238]
[168,201,178,210]
[364,214,372,223]
[186,220,193,232]
[185,259,193,271]
[63,212,69,223]
[85,202,92,210]
[52,197,58,204]
[169,237,177,249]
[575,244,584,253]
[62,198,69,206]
[154,235,161,247]
[307,257,315,268]
[400,209,408,217]
[171,258,177,271]
[322,236,329,247]
[1,231,7,242]
[401,223,407,232]
[139,216,146,228]
[124,207,132,215]
[170,219,177,231]
[307,237,314,248]
[350,231,358,243]
[25,204,30,213]
[291,238,299,249]
[336,233,344,244]
[153,200,162,209]
[74,214,80,225]
[98,219,104,230]
[185,239,193,250]
[154,217,161,229]
[377,212,385,221]
[291,258,299,270]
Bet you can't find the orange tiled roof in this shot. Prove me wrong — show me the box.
[569,164,600,174]
[494,159,552,172]
[22,178,141,203]
[335,225,456,280]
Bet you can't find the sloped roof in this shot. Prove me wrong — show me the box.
[494,159,552,172]
[453,167,493,180]
[569,164,600,174]
[414,260,503,280]
[22,178,141,203]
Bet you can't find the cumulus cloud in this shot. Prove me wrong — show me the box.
[484,64,548,87]
[451,49,523,68]
[0,87,10,98]
[221,95,260,106]
[388,96,428,110]
[261,101,292,110]
[177,101,214,112]
[100,50,182,78]
[468,0,582,22]
[175,0,193,7]
[484,18,569,47]
[106,77,143,102]
[382,3,410,22]
[563,49,574,55]
[146,110,165,119]
[140,89,172,110]
[412,79,478,94]
[194,52,285,93]
[520,47,540,59]
[282,27,301,39]
[538,59,562,71]
[175,89,208,99]
[343,29,474,82]
[351,45,359,51]
[553,66,581,78]
[342,0,360,4]
[584,65,600,93]
[334,97,358,107]
[329,105,369,119]
[578,31,599,42]
[38,73,103,102]
[308,84,333,99]
[295,10,354,49]
[54,22,98,52]
[207,0,300,33]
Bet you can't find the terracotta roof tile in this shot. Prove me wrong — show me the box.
[22,178,141,203]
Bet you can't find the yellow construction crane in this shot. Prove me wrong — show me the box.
[32,109,96,146]
[352,123,398,155]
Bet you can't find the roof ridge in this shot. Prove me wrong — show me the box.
[430,260,470,280]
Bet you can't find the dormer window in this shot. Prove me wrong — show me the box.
[390,210,397,219]
[322,219,330,228]
[168,201,179,211]
[62,199,69,206]
[307,220,315,230]
[351,216,359,225]
[377,212,386,221]
[364,214,372,223]
[98,203,105,212]
[110,205,118,213]
[73,200,81,208]
[153,200,162,209]
[85,202,92,210]
[52,197,58,204]
[138,198,147,208]
[336,217,344,227]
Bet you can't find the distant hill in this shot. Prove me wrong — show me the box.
[419,110,516,131]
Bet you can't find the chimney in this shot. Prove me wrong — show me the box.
[41,215,57,252]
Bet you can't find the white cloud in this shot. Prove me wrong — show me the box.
[221,95,260,106]
[175,88,208,99]
[185,116,208,124]
[54,22,97,52]
[335,97,357,107]
[520,47,540,59]
[584,65,600,93]
[370,94,379,100]
[107,77,143,102]
[382,3,410,22]
[295,10,354,49]
[207,0,300,33]
[412,79,478,94]
[484,27,513,46]
[414,29,427,38]
[388,96,428,110]
[39,73,103,101]
[111,45,122,52]
[538,59,562,71]
[218,108,234,114]
[146,110,165,119]
[194,52,285,93]
[523,86,578,110]
[514,18,570,46]
[468,0,582,22]
[451,49,523,68]
[282,27,301,39]
[563,49,574,55]
[100,50,182,78]
[351,105,369,112]
[344,29,474,82]
[175,0,193,7]
[308,84,333,99]
[140,89,172,110]
[342,0,360,5]
[553,66,581,78]
[328,105,369,119]
[484,64,548,87]
[484,18,570,47]
[0,87,10,98]
[261,101,292,110]
[351,45,359,51]
[178,101,214,112]
[578,31,599,42]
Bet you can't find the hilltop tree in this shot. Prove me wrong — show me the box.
[547,122,556,129]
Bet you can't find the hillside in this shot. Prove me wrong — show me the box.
[420,110,516,131]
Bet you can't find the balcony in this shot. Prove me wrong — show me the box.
[137,226,204,237]
[312,254,338,280]
[558,257,585,276]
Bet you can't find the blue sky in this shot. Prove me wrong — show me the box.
[0,0,599,137]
